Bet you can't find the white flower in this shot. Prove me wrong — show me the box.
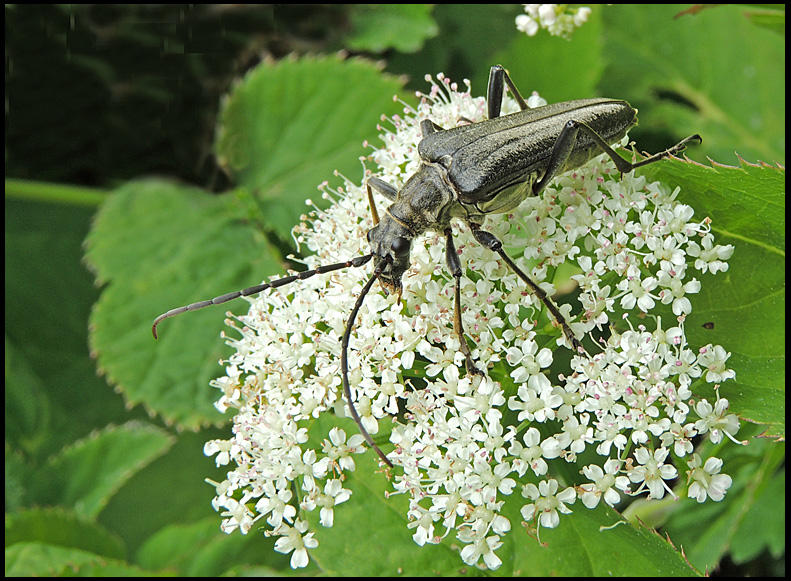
[574,7,592,26]
[319,427,367,473]
[202,69,737,571]
[467,457,517,504]
[316,479,352,527]
[617,265,659,312]
[659,422,697,457]
[687,454,732,502]
[628,446,678,499]
[407,503,439,546]
[204,439,235,466]
[556,413,594,458]
[515,13,539,36]
[517,4,592,39]
[506,338,553,384]
[686,235,734,274]
[271,519,319,569]
[214,494,258,535]
[694,397,741,444]
[579,459,630,508]
[593,414,628,456]
[459,532,504,570]
[696,344,736,383]
[509,427,551,477]
[508,383,563,423]
[646,233,687,267]
[255,482,297,527]
[657,265,701,316]
[521,479,577,530]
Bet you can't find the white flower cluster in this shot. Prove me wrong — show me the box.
[516,4,592,39]
[204,73,739,571]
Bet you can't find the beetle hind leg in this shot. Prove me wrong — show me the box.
[533,120,702,197]
[470,225,585,353]
[630,133,702,170]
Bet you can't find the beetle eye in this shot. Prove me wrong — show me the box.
[390,236,410,255]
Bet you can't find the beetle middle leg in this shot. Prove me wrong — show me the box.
[470,224,584,353]
[444,227,484,376]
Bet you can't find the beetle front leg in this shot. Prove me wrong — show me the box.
[444,228,484,376]
[533,119,702,196]
[366,177,399,226]
[367,176,398,201]
[470,225,585,353]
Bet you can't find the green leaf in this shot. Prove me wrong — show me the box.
[487,5,605,103]
[304,416,466,576]
[346,5,439,53]
[5,337,52,456]
[215,55,405,241]
[601,5,785,165]
[385,5,525,84]
[742,5,785,37]
[500,500,698,576]
[302,417,697,576]
[5,507,126,560]
[39,422,174,518]
[136,518,291,576]
[85,179,281,428]
[729,463,786,562]
[661,435,785,571]
[643,158,785,437]
[5,196,129,456]
[85,58,405,430]
[5,543,153,577]
[96,430,232,552]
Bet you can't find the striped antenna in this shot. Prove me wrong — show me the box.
[341,255,393,467]
[152,253,375,338]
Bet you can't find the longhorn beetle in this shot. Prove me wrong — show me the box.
[153,65,701,467]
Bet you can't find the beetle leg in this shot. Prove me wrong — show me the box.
[365,182,380,225]
[366,176,398,225]
[487,64,529,119]
[367,176,398,201]
[444,227,484,376]
[533,119,702,196]
[629,133,703,170]
[470,225,585,353]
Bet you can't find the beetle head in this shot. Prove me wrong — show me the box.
[366,217,413,295]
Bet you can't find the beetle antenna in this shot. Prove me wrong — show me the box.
[341,256,393,467]
[152,253,375,338]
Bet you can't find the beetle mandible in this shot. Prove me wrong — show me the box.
[153,65,701,467]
